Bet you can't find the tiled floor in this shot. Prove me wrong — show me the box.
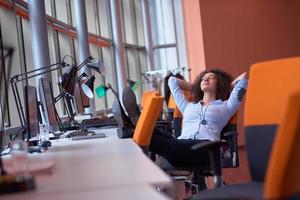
[172,147,250,200]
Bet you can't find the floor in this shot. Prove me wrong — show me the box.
[172,147,251,200]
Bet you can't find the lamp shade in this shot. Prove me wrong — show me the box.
[81,75,95,98]
[95,85,109,98]
[127,79,138,91]
[59,65,77,95]
[87,60,105,74]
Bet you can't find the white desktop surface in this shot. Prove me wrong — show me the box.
[32,140,171,195]
[2,129,173,199]
[1,185,171,200]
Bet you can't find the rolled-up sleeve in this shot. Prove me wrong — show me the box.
[168,77,188,113]
[226,79,248,115]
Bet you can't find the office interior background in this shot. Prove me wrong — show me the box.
[1,0,300,146]
[1,0,300,199]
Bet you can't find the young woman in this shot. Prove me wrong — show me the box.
[149,69,248,167]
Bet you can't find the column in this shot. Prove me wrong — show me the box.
[110,0,127,96]
[28,0,51,80]
[73,0,95,115]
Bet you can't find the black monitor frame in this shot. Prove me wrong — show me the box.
[38,78,62,133]
[0,95,5,151]
[24,85,41,140]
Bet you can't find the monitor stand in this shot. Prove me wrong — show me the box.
[27,139,51,152]
[66,128,95,138]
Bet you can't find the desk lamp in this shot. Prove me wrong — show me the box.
[127,79,138,91]
[92,83,118,99]
[61,57,104,98]
[9,55,75,139]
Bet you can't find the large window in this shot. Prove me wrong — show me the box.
[0,0,184,126]
[121,0,146,102]
[148,0,179,70]
[0,0,115,126]
[0,6,25,127]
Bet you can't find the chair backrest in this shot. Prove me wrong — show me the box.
[133,95,164,147]
[244,57,300,182]
[220,113,239,168]
[167,95,177,109]
[141,91,159,108]
[264,90,300,199]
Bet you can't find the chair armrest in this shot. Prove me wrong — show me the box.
[155,121,172,129]
[156,120,172,125]
[191,139,228,151]
[191,139,228,180]
[223,131,238,137]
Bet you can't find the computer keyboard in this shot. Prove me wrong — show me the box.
[71,133,106,141]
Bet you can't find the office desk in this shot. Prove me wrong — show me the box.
[2,185,170,200]
[2,134,173,199]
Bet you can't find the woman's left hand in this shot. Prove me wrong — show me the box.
[231,72,247,86]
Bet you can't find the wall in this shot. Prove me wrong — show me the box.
[183,0,300,145]
[182,0,206,82]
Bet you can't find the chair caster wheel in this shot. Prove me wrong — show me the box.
[191,184,198,194]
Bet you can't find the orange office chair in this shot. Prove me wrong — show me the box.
[133,95,164,152]
[264,90,300,200]
[173,113,239,194]
[141,91,159,109]
[121,87,172,134]
[122,88,159,126]
[191,56,300,199]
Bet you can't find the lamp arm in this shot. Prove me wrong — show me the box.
[55,90,67,103]
[76,73,85,82]
[10,65,62,84]
[10,80,26,128]
[8,62,66,132]
[77,56,93,72]
[107,83,118,98]
[10,61,62,82]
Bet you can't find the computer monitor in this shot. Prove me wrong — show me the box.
[0,96,5,151]
[24,85,40,140]
[38,78,59,132]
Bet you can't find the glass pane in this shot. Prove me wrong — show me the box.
[138,50,150,93]
[90,44,105,110]
[101,46,116,108]
[85,0,97,34]
[154,47,178,70]
[97,0,112,38]
[125,48,142,103]
[55,0,68,23]
[0,9,25,126]
[121,0,135,44]
[45,0,52,16]
[134,0,144,46]
[149,0,176,45]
